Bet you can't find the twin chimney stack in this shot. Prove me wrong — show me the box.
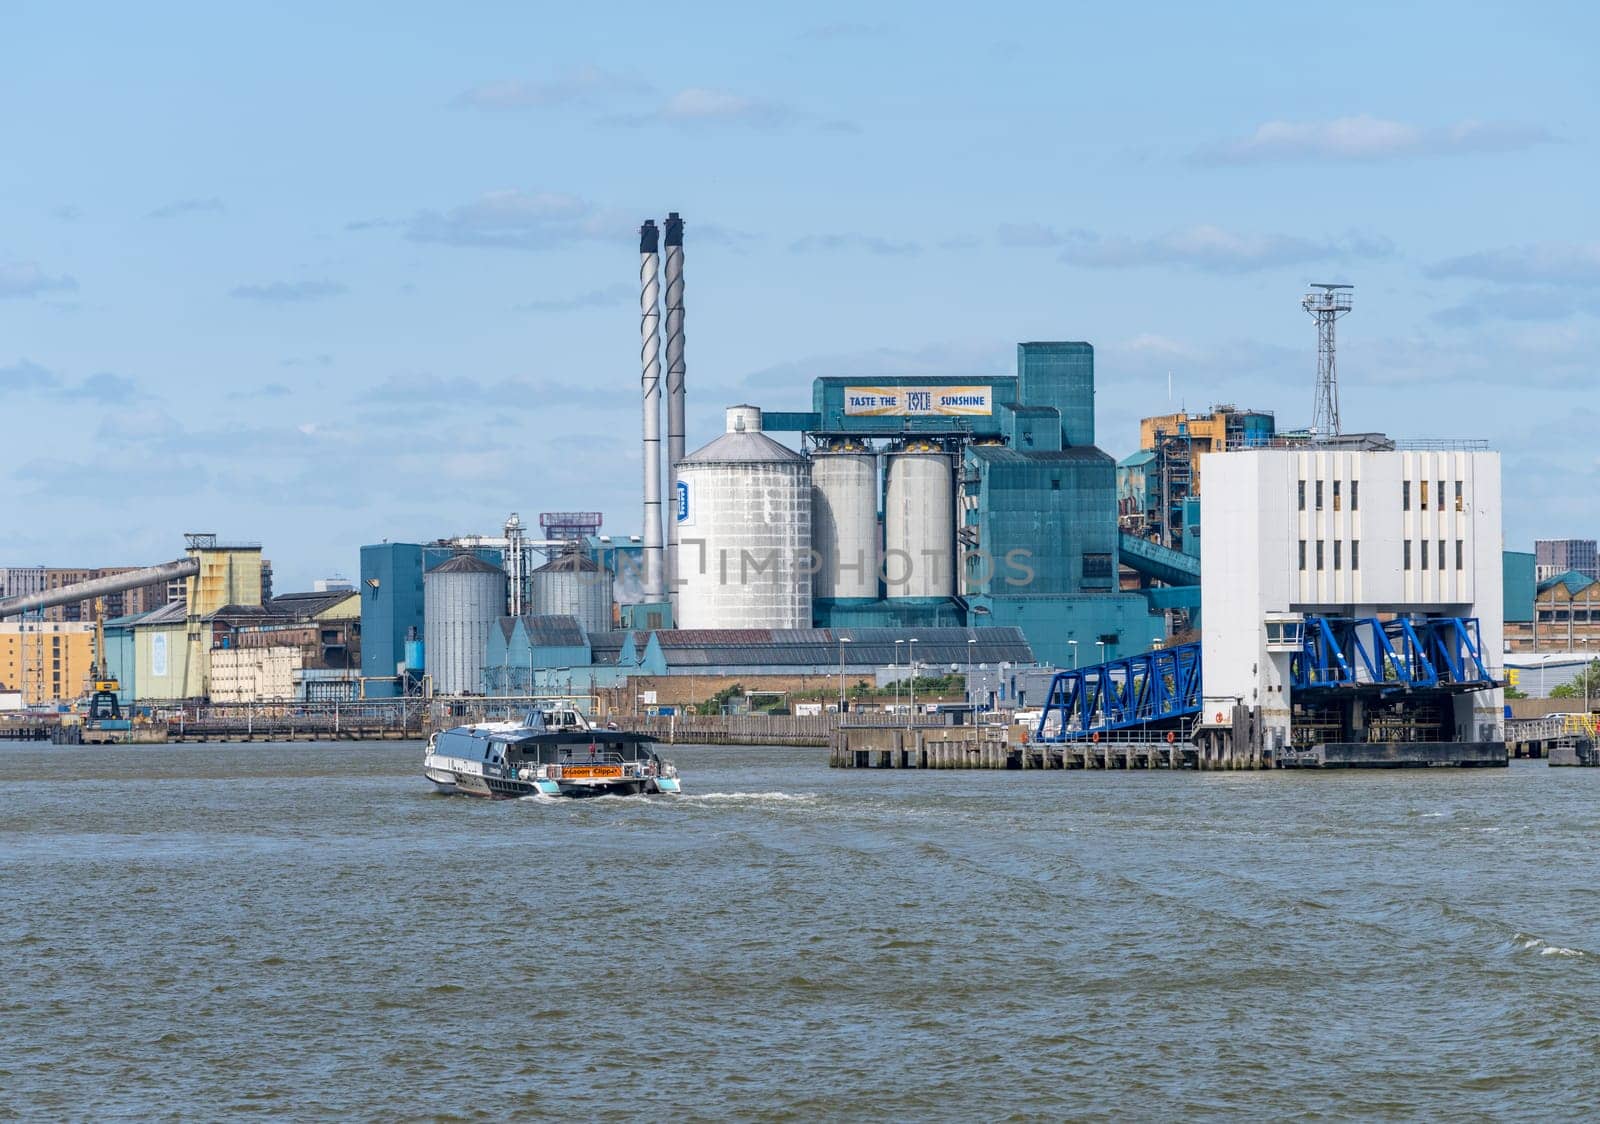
[639,214,686,605]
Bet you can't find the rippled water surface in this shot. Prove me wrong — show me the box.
[2,741,1598,1119]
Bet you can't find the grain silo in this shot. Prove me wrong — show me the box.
[811,440,879,602]
[423,553,506,694]
[530,548,614,634]
[885,441,955,599]
[676,405,812,628]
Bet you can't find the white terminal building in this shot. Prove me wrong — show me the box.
[1199,446,1504,766]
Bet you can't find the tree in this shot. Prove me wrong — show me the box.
[1549,660,1600,704]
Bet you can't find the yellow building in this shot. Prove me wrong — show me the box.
[0,621,97,706]
[1120,404,1276,550]
[1137,406,1277,496]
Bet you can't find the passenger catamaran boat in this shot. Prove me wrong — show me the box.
[423,707,682,799]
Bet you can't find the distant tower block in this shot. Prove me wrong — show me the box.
[1303,283,1353,439]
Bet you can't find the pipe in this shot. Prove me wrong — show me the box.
[640,219,665,600]
[0,558,201,618]
[663,212,686,616]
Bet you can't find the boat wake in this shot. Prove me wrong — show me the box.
[1512,932,1590,959]
[673,791,820,805]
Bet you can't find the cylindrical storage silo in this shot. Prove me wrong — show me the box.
[423,553,506,694]
[675,405,812,628]
[530,550,614,634]
[885,443,955,599]
[811,442,879,602]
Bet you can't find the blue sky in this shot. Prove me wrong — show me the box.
[3,0,1596,589]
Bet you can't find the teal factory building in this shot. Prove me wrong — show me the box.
[761,342,1165,667]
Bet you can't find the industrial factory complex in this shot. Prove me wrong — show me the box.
[2,214,1594,766]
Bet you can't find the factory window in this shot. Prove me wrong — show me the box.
[1404,541,1412,569]
[1421,540,1429,569]
[1403,481,1411,511]
[1081,553,1113,587]
[1456,540,1464,569]
[1333,481,1341,511]
[1455,482,1463,512]
[1298,541,1307,571]
[1316,541,1324,570]
[1439,540,1446,571]
[1352,540,1360,570]
[1351,481,1359,511]
[1050,478,1060,491]
[1438,482,1445,514]
[1334,541,1342,570]
[1298,481,1306,511]
[1315,481,1324,510]
[1419,481,1429,510]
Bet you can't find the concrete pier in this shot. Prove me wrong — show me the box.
[832,721,1511,770]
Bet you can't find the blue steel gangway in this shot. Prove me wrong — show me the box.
[1034,641,1202,742]
[1034,616,1496,743]
[1289,615,1495,695]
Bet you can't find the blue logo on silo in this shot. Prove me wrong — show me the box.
[676,479,689,522]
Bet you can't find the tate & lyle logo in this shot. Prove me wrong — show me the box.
[676,479,689,522]
[844,385,992,417]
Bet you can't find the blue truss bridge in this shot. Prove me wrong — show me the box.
[1289,615,1493,695]
[1034,641,1202,742]
[1034,616,1496,743]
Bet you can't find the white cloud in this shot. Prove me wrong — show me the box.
[1195,116,1555,164]
[453,68,652,110]
[0,261,78,299]
[403,190,622,251]
[660,87,792,127]
[789,233,920,256]
[1428,242,1600,287]
[1004,224,1391,273]
[148,197,224,220]
[516,283,634,312]
[230,280,349,302]
[605,87,809,131]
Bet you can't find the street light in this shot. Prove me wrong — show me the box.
[837,637,852,715]
[1068,639,1078,670]
[1582,638,1592,723]
[1095,640,1106,667]
[967,638,976,708]
[908,638,919,726]
[894,639,905,713]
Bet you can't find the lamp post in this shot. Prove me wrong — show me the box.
[967,638,976,709]
[1582,638,1591,722]
[908,638,919,726]
[1095,640,1106,667]
[894,639,905,714]
[837,637,852,715]
[1068,639,1078,670]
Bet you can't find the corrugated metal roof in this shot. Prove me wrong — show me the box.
[427,553,503,576]
[521,615,587,648]
[270,590,358,620]
[651,626,1034,669]
[680,430,806,466]
[533,553,601,574]
[1538,570,1598,596]
[133,602,189,626]
[968,446,1109,465]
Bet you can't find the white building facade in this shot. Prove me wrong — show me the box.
[1200,447,1504,761]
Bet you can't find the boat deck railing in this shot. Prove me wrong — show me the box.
[542,750,631,766]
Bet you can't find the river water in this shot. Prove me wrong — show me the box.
[1,741,1596,1119]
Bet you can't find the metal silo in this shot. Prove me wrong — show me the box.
[811,440,878,602]
[530,549,614,633]
[885,442,955,599]
[676,404,812,628]
[423,553,506,694]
